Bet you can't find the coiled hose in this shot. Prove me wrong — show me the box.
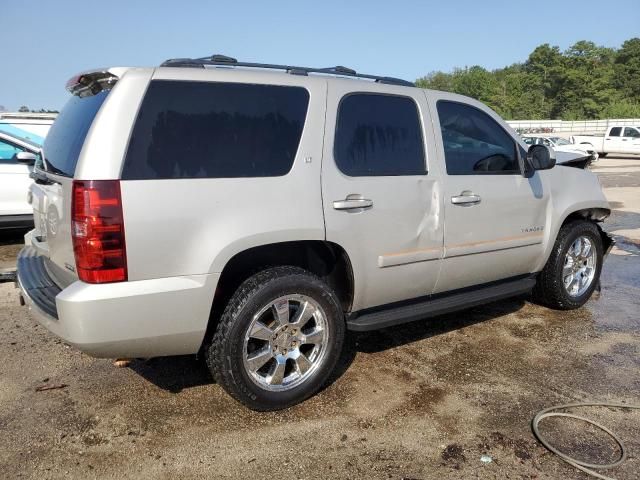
[532,402,640,480]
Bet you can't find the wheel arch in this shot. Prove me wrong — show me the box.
[536,205,613,272]
[561,208,614,256]
[200,240,354,351]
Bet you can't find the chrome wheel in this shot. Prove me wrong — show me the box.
[242,294,329,392]
[563,235,597,297]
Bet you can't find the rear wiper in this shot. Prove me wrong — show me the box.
[30,169,58,185]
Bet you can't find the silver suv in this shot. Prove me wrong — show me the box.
[17,55,612,410]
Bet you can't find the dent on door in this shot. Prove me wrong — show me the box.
[377,182,442,268]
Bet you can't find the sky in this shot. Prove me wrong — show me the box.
[1,0,639,111]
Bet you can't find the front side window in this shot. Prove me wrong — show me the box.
[123,81,309,179]
[609,127,622,137]
[334,93,426,176]
[437,101,519,175]
[623,127,640,138]
[0,139,25,164]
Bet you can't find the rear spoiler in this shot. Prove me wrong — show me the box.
[65,68,129,97]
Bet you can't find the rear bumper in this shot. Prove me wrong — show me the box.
[17,246,219,358]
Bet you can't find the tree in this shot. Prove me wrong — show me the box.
[414,37,640,120]
[18,105,29,112]
[614,38,640,100]
[416,71,454,92]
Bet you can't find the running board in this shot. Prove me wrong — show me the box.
[346,277,536,332]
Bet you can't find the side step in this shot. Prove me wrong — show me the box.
[346,277,536,332]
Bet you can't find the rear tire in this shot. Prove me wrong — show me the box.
[206,266,345,411]
[532,221,603,310]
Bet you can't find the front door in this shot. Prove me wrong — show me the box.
[0,138,32,217]
[429,97,549,293]
[321,84,444,311]
[605,127,624,153]
[621,127,640,154]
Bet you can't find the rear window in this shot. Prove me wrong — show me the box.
[43,91,109,177]
[122,81,310,179]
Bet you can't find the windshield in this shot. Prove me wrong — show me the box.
[42,90,109,176]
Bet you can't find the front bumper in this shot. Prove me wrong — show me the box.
[17,246,219,358]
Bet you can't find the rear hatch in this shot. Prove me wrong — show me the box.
[30,71,117,287]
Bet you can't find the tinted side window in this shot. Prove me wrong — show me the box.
[122,81,309,179]
[0,139,24,164]
[436,101,519,175]
[334,93,425,176]
[609,127,622,136]
[624,127,640,138]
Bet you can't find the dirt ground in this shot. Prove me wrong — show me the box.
[1,156,639,480]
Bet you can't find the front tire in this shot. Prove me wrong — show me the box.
[533,221,603,310]
[206,266,345,411]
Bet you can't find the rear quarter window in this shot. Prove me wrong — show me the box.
[122,81,310,179]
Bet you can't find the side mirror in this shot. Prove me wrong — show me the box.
[527,144,556,171]
[15,151,37,165]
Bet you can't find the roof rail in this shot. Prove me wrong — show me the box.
[160,54,415,87]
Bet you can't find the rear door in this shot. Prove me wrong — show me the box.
[30,86,114,286]
[428,95,549,293]
[321,83,444,311]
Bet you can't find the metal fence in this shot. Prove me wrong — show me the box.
[507,119,640,135]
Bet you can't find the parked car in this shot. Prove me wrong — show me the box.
[0,112,55,140]
[571,126,640,156]
[17,56,613,410]
[522,134,598,162]
[0,129,41,230]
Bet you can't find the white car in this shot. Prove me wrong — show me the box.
[572,126,640,157]
[522,135,598,162]
[0,130,41,230]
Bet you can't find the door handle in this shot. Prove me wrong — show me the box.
[333,194,373,211]
[622,139,628,141]
[451,192,481,206]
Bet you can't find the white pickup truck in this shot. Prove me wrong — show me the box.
[572,126,640,157]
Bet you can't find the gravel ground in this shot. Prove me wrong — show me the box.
[0,156,639,480]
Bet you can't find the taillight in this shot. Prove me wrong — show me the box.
[72,180,127,283]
